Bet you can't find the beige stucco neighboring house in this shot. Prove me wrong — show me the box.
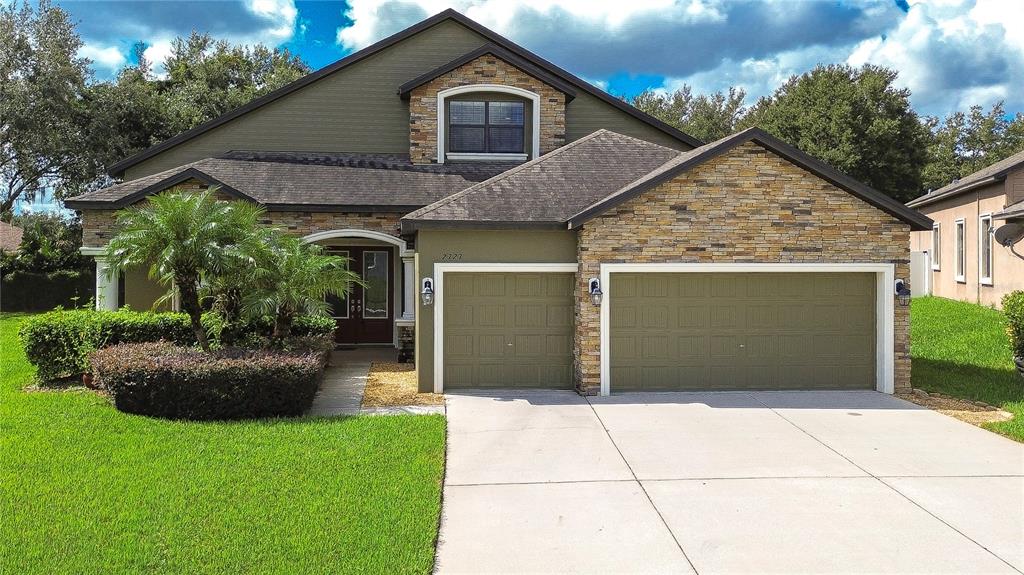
[65,9,931,396]
[907,149,1024,308]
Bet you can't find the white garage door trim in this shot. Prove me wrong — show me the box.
[433,263,579,393]
[599,263,896,396]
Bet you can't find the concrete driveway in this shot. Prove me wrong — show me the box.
[435,390,1024,574]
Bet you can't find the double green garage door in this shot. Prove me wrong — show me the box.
[443,272,876,391]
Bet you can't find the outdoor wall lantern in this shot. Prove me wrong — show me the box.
[895,278,911,307]
[588,277,603,306]
[421,277,435,306]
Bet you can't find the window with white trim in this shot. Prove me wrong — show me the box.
[931,223,941,270]
[955,218,966,283]
[448,100,525,154]
[980,214,993,285]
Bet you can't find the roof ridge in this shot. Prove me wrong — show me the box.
[402,129,613,220]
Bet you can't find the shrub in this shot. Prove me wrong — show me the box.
[90,342,326,420]
[0,270,94,311]
[1002,291,1024,359]
[19,310,194,381]
[20,309,335,382]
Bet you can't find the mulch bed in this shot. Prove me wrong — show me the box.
[361,362,444,408]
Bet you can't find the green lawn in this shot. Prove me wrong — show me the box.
[0,313,446,574]
[911,296,1024,441]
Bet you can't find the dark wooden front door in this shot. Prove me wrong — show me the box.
[326,247,394,345]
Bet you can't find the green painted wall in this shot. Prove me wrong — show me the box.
[123,19,694,179]
[414,229,577,392]
[123,267,168,311]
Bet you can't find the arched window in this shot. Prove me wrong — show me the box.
[437,85,541,163]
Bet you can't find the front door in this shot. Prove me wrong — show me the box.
[326,247,394,345]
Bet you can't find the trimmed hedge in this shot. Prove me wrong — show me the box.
[19,309,336,381]
[1002,291,1024,361]
[91,342,326,420]
[1,270,94,312]
[19,310,195,381]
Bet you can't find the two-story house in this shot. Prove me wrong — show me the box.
[66,9,931,396]
[908,150,1024,307]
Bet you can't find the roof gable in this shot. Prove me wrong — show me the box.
[566,128,933,231]
[397,44,577,100]
[107,9,700,178]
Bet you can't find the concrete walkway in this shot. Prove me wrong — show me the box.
[306,349,445,416]
[436,390,1024,574]
[306,349,393,416]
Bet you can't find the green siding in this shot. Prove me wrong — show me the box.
[124,19,693,179]
[565,90,692,150]
[610,273,876,391]
[443,272,574,389]
[415,229,577,392]
[126,20,491,178]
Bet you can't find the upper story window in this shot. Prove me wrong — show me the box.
[449,100,525,155]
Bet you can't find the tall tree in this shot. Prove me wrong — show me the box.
[741,64,930,202]
[0,0,93,217]
[88,35,310,176]
[632,85,746,142]
[921,102,1024,192]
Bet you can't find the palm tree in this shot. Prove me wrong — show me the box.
[104,188,265,351]
[243,235,362,341]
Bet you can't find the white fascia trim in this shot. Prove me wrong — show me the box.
[598,262,896,396]
[931,222,941,271]
[954,218,966,283]
[80,247,105,257]
[979,213,993,286]
[301,229,412,258]
[436,84,541,165]
[432,262,578,393]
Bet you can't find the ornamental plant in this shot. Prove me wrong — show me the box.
[103,188,265,350]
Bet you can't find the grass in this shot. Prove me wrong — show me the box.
[0,313,446,574]
[911,296,1024,441]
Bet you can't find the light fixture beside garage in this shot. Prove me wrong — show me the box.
[588,277,603,306]
[895,278,911,307]
[421,277,435,306]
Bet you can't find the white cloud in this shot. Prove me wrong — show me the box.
[336,0,720,50]
[79,43,127,73]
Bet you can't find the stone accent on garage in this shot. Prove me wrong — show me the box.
[574,142,912,395]
[408,54,566,164]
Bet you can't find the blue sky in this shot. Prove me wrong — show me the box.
[52,0,1024,117]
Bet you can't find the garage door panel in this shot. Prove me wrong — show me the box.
[611,272,875,391]
[642,306,669,328]
[612,305,637,328]
[444,272,574,390]
[677,306,707,329]
[514,304,544,328]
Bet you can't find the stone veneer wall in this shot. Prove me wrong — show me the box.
[574,142,912,395]
[408,54,566,164]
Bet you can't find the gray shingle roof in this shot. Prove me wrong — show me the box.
[907,148,1024,208]
[65,153,518,210]
[401,130,681,229]
[403,127,933,232]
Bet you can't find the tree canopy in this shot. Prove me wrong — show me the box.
[0,1,309,217]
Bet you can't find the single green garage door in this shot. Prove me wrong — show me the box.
[443,272,574,389]
[610,272,876,391]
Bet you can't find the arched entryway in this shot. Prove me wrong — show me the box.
[301,230,415,355]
